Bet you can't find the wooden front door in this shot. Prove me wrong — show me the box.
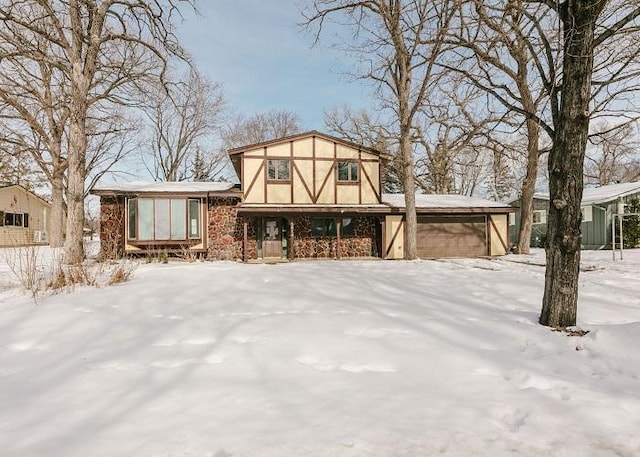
[263,218,282,258]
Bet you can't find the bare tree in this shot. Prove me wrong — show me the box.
[445,0,560,254]
[0,0,195,264]
[305,1,458,259]
[221,109,302,149]
[142,69,225,182]
[585,122,640,186]
[538,1,640,328]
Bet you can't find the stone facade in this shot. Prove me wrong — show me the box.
[207,197,257,260]
[291,216,379,259]
[99,196,125,260]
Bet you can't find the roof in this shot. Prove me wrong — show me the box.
[533,181,640,205]
[227,130,383,157]
[0,184,51,207]
[382,193,512,211]
[91,181,238,196]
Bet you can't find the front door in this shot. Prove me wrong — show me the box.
[263,218,282,258]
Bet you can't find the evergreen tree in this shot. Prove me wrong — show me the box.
[622,198,640,249]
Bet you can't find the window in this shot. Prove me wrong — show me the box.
[311,218,355,237]
[337,161,359,182]
[2,212,27,227]
[581,206,592,222]
[127,198,201,241]
[532,210,547,225]
[267,159,290,181]
[509,213,516,226]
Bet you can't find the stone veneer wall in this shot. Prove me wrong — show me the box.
[208,197,257,260]
[99,196,125,260]
[291,216,379,259]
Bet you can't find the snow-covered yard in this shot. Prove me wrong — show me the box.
[0,249,639,457]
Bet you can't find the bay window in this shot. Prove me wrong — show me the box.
[127,198,201,241]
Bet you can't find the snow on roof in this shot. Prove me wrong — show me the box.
[91,181,236,194]
[534,181,640,205]
[382,193,510,209]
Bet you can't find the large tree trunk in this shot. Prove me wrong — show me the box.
[402,130,418,259]
[540,3,601,328]
[516,117,540,254]
[49,168,65,248]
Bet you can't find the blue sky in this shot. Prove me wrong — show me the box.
[176,1,374,129]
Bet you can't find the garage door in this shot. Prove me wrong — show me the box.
[416,215,487,258]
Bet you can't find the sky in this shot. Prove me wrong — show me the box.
[175,1,374,130]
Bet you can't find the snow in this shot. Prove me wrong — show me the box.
[1,248,640,456]
[382,193,511,209]
[91,181,236,193]
[534,180,640,205]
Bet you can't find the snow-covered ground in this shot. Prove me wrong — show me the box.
[0,248,639,457]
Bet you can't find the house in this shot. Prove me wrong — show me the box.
[509,180,640,249]
[0,184,51,247]
[93,131,513,260]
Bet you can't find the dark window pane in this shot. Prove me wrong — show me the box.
[0,211,4,226]
[4,212,13,226]
[342,218,354,236]
[14,213,22,227]
[311,219,324,236]
[23,213,29,228]
[325,219,337,236]
[278,160,290,180]
[350,162,359,181]
[337,162,349,181]
[128,199,137,239]
[189,199,201,238]
[268,160,276,180]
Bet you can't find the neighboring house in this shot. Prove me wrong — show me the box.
[0,184,51,247]
[93,131,513,260]
[509,181,640,249]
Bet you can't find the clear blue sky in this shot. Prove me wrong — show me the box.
[176,1,374,130]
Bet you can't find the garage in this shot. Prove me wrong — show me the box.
[416,215,487,258]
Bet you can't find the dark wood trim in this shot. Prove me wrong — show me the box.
[336,218,341,259]
[227,130,382,157]
[488,214,509,253]
[378,161,382,203]
[312,136,317,199]
[361,163,381,202]
[381,217,386,259]
[237,155,379,162]
[335,181,360,186]
[243,220,248,262]
[334,142,338,205]
[290,141,294,204]
[266,179,292,185]
[358,151,362,204]
[292,161,314,202]
[263,147,267,203]
[289,220,295,260]
[237,206,389,215]
[385,216,405,258]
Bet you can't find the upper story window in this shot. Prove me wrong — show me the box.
[0,211,28,227]
[337,161,359,182]
[267,159,290,181]
[127,198,201,241]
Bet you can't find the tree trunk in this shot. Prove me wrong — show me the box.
[540,3,601,328]
[402,130,418,259]
[516,117,540,254]
[49,169,65,248]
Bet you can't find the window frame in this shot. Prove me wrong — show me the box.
[126,197,202,242]
[336,161,359,183]
[267,159,291,182]
[311,217,355,237]
[581,206,593,222]
[532,210,547,225]
[2,212,27,227]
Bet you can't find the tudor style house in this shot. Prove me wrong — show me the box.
[93,131,513,260]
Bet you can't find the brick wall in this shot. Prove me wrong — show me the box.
[291,216,379,259]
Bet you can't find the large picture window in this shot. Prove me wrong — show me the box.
[337,161,359,182]
[128,198,201,241]
[311,218,355,237]
[267,159,290,181]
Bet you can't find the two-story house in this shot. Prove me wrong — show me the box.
[93,131,513,260]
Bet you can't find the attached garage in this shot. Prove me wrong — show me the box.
[382,194,513,259]
[416,215,487,258]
